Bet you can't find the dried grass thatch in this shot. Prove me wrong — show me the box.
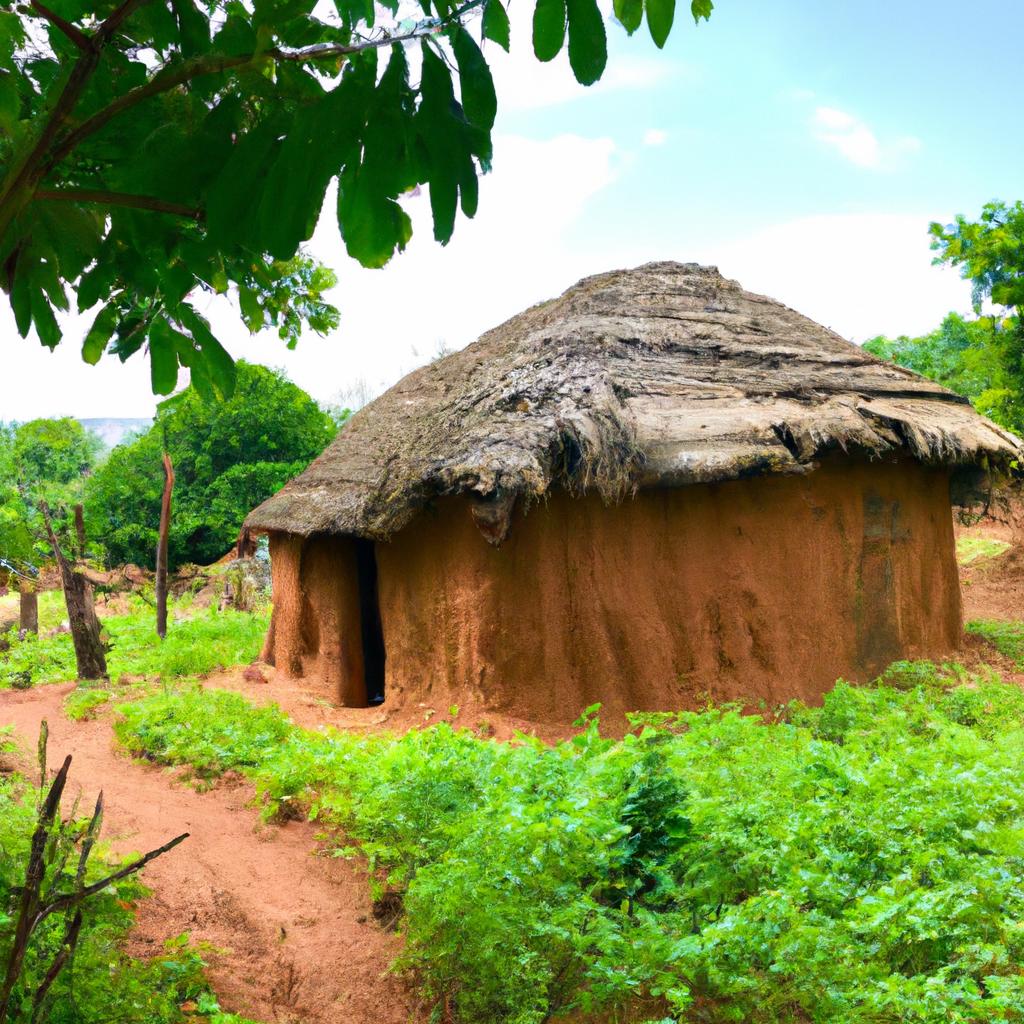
[246,262,1022,540]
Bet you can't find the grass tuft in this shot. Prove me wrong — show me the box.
[966,618,1024,666]
[957,534,1012,565]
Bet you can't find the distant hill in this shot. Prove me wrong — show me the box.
[78,417,151,449]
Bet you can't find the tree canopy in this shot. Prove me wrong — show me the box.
[0,416,101,574]
[867,202,1024,436]
[0,0,714,397]
[84,361,336,568]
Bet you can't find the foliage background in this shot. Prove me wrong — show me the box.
[83,361,337,569]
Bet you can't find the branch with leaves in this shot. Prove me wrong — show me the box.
[0,0,714,397]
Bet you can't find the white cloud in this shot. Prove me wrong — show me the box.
[811,105,920,169]
[643,128,668,146]
[699,213,970,341]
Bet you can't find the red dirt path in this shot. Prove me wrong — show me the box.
[0,683,419,1024]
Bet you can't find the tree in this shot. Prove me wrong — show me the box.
[863,312,1023,432]
[915,200,1024,432]
[84,361,336,568]
[0,0,714,397]
[0,417,101,577]
[9,417,101,500]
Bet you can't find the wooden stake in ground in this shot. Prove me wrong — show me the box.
[18,579,38,635]
[155,452,174,639]
[38,501,107,681]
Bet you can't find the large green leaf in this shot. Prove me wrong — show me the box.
[82,305,118,365]
[148,319,181,395]
[338,166,413,268]
[453,26,497,131]
[179,304,238,399]
[613,0,643,34]
[566,0,606,85]
[30,291,61,349]
[646,0,675,47]
[0,68,19,132]
[482,0,510,51]
[533,0,567,61]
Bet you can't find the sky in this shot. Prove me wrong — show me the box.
[4,0,1024,419]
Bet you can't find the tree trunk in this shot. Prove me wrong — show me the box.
[39,502,107,681]
[19,581,38,635]
[73,503,87,561]
[155,452,175,639]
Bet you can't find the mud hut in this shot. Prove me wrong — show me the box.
[245,262,1021,722]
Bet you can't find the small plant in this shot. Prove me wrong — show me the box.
[63,687,113,721]
[956,534,1011,565]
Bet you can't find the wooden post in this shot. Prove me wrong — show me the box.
[18,580,38,635]
[155,452,174,639]
[39,502,107,681]
[73,503,86,562]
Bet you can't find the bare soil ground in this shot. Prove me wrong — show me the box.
[0,684,419,1024]
[2,505,1024,1023]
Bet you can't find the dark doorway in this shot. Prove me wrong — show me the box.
[355,539,386,706]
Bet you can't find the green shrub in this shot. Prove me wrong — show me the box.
[114,669,1024,1024]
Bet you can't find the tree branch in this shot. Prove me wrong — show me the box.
[28,0,91,50]
[44,0,486,173]
[34,187,202,219]
[35,832,190,926]
[0,0,154,235]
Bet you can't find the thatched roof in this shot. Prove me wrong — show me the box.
[246,262,1022,540]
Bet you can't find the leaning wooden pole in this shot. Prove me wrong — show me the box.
[155,452,175,639]
[38,502,106,681]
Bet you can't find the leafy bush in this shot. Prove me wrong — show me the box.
[1,604,268,688]
[115,670,1024,1024]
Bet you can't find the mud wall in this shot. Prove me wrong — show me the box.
[266,532,368,705]
[372,456,961,723]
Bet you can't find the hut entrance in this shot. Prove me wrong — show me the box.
[355,539,386,705]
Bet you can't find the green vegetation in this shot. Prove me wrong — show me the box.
[2,0,713,392]
[1,602,268,688]
[0,419,102,575]
[0,765,257,1023]
[957,534,1012,565]
[966,619,1024,666]
[866,200,1024,433]
[115,666,1024,1024]
[84,362,336,569]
